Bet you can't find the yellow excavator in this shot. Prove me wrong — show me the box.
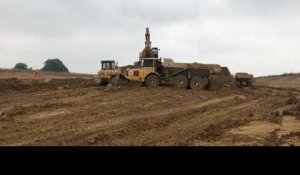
[123,28,223,89]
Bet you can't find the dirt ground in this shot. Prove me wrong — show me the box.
[0,72,299,146]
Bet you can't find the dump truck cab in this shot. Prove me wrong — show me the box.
[126,57,160,84]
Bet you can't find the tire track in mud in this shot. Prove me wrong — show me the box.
[0,87,207,145]
[105,98,258,146]
[0,87,124,145]
[51,95,249,146]
[1,84,295,146]
[8,93,236,146]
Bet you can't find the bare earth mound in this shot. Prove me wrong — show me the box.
[208,74,237,91]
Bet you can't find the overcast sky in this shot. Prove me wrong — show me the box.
[0,0,299,76]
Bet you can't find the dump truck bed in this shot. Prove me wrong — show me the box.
[163,58,223,74]
[235,72,254,80]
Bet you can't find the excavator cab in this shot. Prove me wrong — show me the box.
[151,47,159,58]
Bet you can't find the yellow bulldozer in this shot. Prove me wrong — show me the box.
[95,60,127,86]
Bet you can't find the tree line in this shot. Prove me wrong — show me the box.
[13,58,69,73]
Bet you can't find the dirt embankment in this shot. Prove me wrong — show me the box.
[208,74,237,91]
[0,78,95,93]
[0,69,94,80]
[0,73,235,93]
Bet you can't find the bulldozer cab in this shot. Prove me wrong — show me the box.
[101,60,115,70]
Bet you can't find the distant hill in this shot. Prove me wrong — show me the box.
[255,73,300,89]
[256,73,300,78]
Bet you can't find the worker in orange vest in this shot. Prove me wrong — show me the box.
[32,70,37,80]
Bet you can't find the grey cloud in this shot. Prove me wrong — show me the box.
[119,0,200,25]
[0,0,299,76]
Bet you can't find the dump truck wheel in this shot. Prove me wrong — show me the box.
[175,75,189,89]
[235,79,242,88]
[190,76,208,90]
[247,80,253,88]
[145,75,160,87]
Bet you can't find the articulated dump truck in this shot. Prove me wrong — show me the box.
[123,57,223,90]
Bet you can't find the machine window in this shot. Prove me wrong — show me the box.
[101,62,115,70]
[141,60,153,67]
